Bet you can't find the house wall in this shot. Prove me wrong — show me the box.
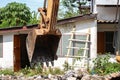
[97,7,120,21]
[0,19,97,69]
[54,19,97,68]
[98,24,116,32]
[96,0,120,5]
[0,34,13,68]
[95,0,120,55]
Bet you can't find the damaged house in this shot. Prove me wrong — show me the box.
[96,0,120,55]
[0,0,120,71]
[0,14,97,71]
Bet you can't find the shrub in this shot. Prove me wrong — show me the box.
[34,63,43,74]
[0,69,14,75]
[19,63,43,76]
[103,62,120,74]
[53,67,64,75]
[63,61,73,71]
[42,67,64,75]
[20,67,31,75]
[92,54,120,75]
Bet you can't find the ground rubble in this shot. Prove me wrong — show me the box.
[0,70,120,80]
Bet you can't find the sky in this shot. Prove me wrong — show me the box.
[0,0,44,12]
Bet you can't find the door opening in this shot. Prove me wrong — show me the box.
[97,31,115,54]
[105,32,114,54]
[14,34,30,71]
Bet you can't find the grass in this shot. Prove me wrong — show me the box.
[0,66,64,77]
[0,68,14,75]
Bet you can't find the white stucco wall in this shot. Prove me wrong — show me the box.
[0,19,97,69]
[54,19,97,69]
[96,0,120,5]
[0,34,13,69]
[98,24,116,32]
[75,20,97,59]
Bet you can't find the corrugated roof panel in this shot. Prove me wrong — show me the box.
[97,19,118,23]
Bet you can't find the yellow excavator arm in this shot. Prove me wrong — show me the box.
[26,0,61,66]
[38,0,60,33]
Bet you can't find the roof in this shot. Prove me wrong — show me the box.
[97,5,120,7]
[0,14,96,34]
[97,19,118,24]
[0,24,38,34]
[57,14,96,25]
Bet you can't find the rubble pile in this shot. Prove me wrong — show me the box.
[0,70,120,80]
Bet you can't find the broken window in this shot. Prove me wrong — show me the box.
[0,35,3,58]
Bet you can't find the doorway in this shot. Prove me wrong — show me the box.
[14,35,21,71]
[97,31,115,54]
[14,34,30,71]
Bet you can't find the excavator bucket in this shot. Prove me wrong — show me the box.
[26,29,61,64]
[26,0,61,66]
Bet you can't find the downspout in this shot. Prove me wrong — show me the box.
[115,0,120,63]
[92,0,97,14]
[90,0,94,13]
[117,7,120,55]
[113,0,119,55]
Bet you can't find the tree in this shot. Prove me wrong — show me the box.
[0,2,31,28]
[60,0,90,19]
[0,8,3,24]
[29,11,39,24]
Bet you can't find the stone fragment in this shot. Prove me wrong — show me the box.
[67,77,76,80]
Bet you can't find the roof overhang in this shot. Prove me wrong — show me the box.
[97,5,120,7]
[0,24,38,34]
[97,20,118,24]
[57,14,96,25]
[0,14,96,34]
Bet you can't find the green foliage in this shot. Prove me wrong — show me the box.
[48,67,54,74]
[63,61,73,71]
[104,63,120,74]
[34,63,43,74]
[60,0,89,19]
[19,64,64,76]
[59,0,79,19]
[0,69,14,75]
[19,63,43,76]
[92,54,120,75]
[42,67,64,75]
[0,65,64,77]
[53,67,64,75]
[0,2,31,27]
[20,67,31,75]
[29,11,39,24]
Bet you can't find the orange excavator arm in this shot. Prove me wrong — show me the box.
[38,0,60,32]
[26,0,61,65]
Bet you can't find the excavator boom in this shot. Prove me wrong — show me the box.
[26,0,61,66]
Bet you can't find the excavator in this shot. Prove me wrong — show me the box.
[26,0,61,66]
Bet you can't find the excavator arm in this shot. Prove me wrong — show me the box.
[26,0,61,66]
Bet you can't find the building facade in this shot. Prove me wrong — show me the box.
[96,0,120,54]
[0,14,97,70]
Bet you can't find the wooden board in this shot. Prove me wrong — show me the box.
[14,35,21,71]
[97,32,105,54]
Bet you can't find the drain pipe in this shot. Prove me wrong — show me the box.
[116,0,120,55]
[113,0,119,55]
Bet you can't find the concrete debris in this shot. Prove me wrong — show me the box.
[0,70,120,80]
